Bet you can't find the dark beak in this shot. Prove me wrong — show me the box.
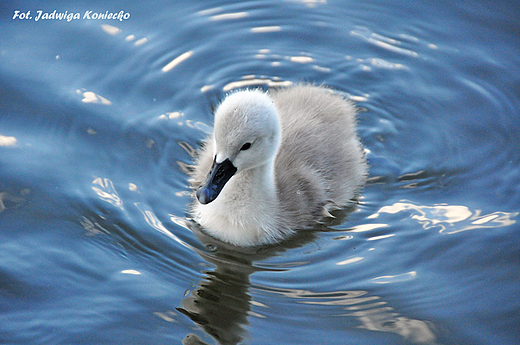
[196,157,237,204]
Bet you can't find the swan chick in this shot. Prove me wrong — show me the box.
[190,84,367,246]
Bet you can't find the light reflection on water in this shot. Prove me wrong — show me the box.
[176,224,436,345]
[290,289,436,344]
[0,135,18,147]
[367,200,517,234]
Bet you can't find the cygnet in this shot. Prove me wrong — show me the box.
[190,84,367,246]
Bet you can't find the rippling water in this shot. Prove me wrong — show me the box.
[1,0,519,344]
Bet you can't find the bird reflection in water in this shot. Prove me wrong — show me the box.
[178,221,307,345]
[177,251,253,343]
[178,221,437,345]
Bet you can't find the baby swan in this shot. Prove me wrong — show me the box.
[190,84,367,246]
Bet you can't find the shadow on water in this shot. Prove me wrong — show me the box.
[178,219,438,345]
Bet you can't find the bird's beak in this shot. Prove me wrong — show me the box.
[196,157,237,204]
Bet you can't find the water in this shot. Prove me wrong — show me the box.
[1,0,519,344]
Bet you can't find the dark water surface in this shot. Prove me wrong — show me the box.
[1,0,519,344]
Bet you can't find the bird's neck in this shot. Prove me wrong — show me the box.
[197,159,282,246]
[231,159,278,212]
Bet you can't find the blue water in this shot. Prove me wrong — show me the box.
[1,0,519,344]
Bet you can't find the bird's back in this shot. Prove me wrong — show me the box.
[270,84,367,226]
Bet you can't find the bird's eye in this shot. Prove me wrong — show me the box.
[240,142,252,151]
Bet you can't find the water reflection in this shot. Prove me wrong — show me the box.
[262,285,437,344]
[220,76,292,92]
[99,23,148,46]
[368,200,518,234]
[350,26,420,58]
[77,89,112,105]
[353,312,436,344]
[0,189,28,213]
[176,223,295,345]
[135,203,192,249]
[80,215,110,236]
[177,223,438,344]
[210,12,249,21]
[85,175,443,344]
[0,135,18,147]
[101,24,121,36]
[162,51,194,72]
[177,248,253,344]
[86,174,450,345]
[91,177,123,209]
[250,26,282,33]
[372,271,417,284]
[293,0,327,8]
